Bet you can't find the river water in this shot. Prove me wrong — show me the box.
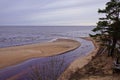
[0,26,95,80]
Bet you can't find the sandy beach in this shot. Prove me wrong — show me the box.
[0,38,80,69]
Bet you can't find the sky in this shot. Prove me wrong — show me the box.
[0,0,109,26]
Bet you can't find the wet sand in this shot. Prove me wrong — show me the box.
[0,38,80,69]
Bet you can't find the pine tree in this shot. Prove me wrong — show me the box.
[90,0,120,56]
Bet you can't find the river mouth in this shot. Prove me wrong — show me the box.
[0,38,94,80]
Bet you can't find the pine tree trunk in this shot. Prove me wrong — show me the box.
[108,40,111,56]
[110,38,117,56]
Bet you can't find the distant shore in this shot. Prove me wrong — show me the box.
[0,38,80,69]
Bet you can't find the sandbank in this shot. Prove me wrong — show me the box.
[0,38,80,69]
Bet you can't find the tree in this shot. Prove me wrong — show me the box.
[90,0,120,56]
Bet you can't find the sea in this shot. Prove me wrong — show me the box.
[0,26,95,48]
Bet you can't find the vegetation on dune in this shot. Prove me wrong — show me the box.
[90,0,120,57]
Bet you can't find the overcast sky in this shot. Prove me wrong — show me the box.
[0,0,108,26]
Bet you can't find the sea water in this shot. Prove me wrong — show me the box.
[0,26,94,48]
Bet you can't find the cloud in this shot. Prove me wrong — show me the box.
[0,0,108,25]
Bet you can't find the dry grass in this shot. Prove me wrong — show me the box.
[68,52,116,80]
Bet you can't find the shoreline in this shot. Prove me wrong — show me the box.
[0,38,80,69]
[58,37,99,80]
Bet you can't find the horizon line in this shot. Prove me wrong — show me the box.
[0,25,96,27]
